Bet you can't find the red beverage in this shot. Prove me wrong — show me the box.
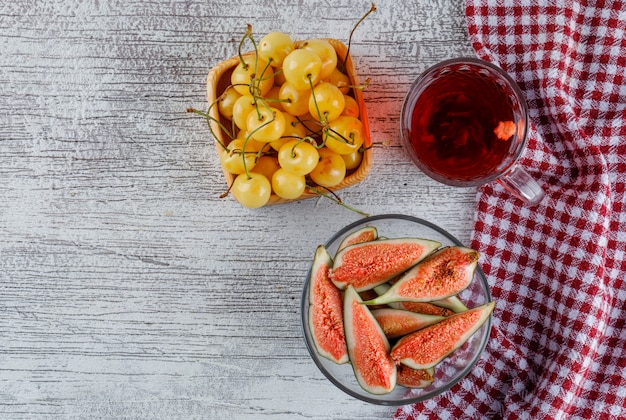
[410,72,515,182]
[401,58,545,205]
[401,58,529,187]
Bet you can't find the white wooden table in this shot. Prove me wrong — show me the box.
[1,1,478,418]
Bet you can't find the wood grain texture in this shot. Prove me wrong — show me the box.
[0,0,477,418]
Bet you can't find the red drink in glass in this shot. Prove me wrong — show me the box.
[410,71,516,182]
[400,58,545,205]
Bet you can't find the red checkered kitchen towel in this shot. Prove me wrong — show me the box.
[397,1,626,419]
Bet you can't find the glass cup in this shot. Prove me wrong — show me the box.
[400,57,545,206]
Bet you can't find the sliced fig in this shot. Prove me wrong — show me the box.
[391,301,495,370]
[396,365,435,389]
[372,283,391,296]
[358,289,387,310]
[308,245,348,364]
[330,238,441,292]
[391,301,456,317]
[359,288,379,301]
[362,246,479,305]
[388,270,468,312]
[336,226,378,253]
[371,308,445,339]
[374,283,455,316]
[343,285,397,394]
[431,295,468,313]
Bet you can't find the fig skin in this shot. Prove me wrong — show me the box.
[336,226,378,253]
[308,245,348,364]
[374,283,457,316]
[391,301,495,370]
[330,238,441,292]
[343,285,397,394]
[362,246,480,305]
[371,308,445,339]
[396,365,435,389]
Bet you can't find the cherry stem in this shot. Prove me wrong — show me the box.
[362,140,389,151]
[243,114,277,176]
[325,126,354,146]
[259,96,289,106]
[238,24,254,69]
[307,74,327,125]
[296,115,323,136]
[250,58,273,99]
[289,136,317,158]
[220,180,235,199]
[348,77,371,91]
[186,107,234,150]
[307,185,369,217]
[341,3,376,73]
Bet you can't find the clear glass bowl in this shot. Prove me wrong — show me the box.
[300,214,492,405]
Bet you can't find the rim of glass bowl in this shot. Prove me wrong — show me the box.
[300,213,492,405]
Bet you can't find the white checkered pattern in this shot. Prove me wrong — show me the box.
[397,1,626,418]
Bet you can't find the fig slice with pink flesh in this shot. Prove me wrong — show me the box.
[336,226,378,253]
[430,295,469,313]
[391,301,495,370]
[386,275,469,313]
[308,245,348,364]
[391,301,456,317]
[343,285,397,394]
[362,246,480,305]
[373,283,456,316]
[330,238,441,292]
[396,365,435,389]
[371,308,445,339]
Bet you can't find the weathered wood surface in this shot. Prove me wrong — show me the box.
[0,1,476,418]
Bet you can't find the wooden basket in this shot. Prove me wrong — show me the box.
[206,38,372,205]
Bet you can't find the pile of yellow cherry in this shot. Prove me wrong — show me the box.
[214,31,367,208]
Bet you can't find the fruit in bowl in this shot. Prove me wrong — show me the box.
[301,214,493,405]
[193,6,376,209]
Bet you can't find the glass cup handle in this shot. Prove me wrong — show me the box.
[495,166,546,206]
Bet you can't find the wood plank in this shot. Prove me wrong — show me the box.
[0,0,476,418]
